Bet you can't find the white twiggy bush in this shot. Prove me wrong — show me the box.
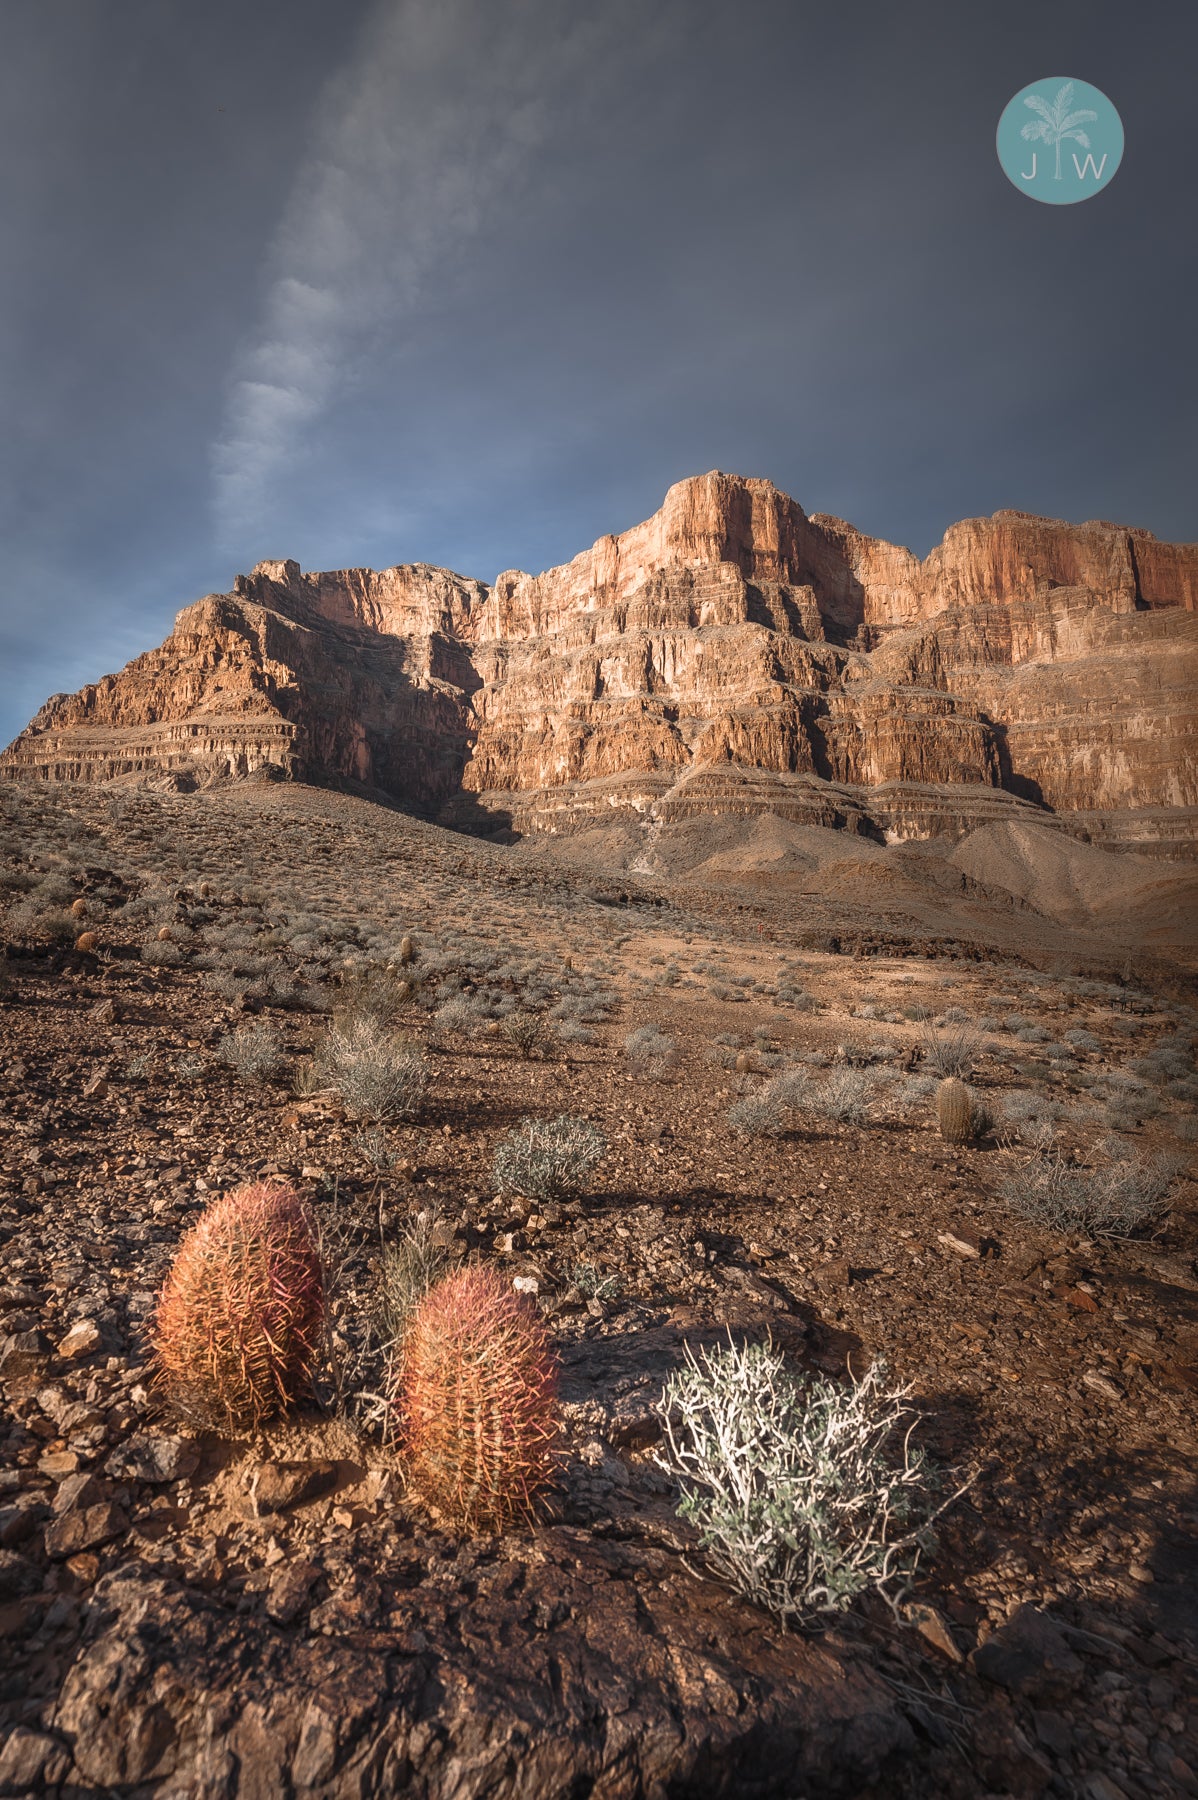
[998,1152,1174,1237]
[655,1341,942,1627]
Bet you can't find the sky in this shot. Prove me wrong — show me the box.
[2,0,1196,748]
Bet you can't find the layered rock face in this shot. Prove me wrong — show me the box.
[3,473,1195,851]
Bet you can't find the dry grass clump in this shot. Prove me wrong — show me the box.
[151,1182,324,1430]
[374,1210,456,1347]
[315,1016,428,1122]
[216,1023,285,1083]
[921,1025,979,1079]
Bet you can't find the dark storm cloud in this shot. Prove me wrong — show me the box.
[2,0,1196,747]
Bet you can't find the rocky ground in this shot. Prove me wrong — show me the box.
[0,781,1195,1798]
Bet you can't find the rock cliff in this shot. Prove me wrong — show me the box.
[3,473,1195,851]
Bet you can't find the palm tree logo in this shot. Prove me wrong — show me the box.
[1020,81,1098,180]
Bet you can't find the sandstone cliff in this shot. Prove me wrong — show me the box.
[3,473,1195,852]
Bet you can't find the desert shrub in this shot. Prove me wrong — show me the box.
[434,994,483,1034]
[655,1344,941,1626]
[175,1053,207,1082]
[941,1006,972,1025]
[334,966,413,1032]
[397,1264,560,1530]
[216,1023,284,1083]
[493,1114,606,1200]
[374,1210,454,1346]
[998,1153,1174,1237]
[810,1068,876,1125]
[1130,1049,1192,1086]
[350,1126,397,1171]
[570,1262,622,1302]
[205,971,254,1005]
[501,1010,558,1059]
[902,1002,932,1023]
[921,1025,979,1079]
[998,1089,1059,1150]
[727,1087,788,1138]
[727,1068,812,1138]
[8,897,77,942]
[555,1020,595,1045]
[151,1182,323,1429]
[315,1018,427,1122]
[1064,1028,1102,1053]
[141,939,184,968]
[1173,1116,1198,1143]
[624,1025,679,1080]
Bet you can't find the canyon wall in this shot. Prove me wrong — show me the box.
[3,473,1195,851]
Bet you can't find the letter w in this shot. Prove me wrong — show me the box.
[1072,152,1109,180]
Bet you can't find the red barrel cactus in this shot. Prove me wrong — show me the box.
[397,1264,561,1531]
[152,1181,324,1430]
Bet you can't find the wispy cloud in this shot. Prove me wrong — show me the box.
[211,0,632,547]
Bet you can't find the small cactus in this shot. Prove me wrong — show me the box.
[70,898,87,919]
[399,934,416,966]
[75,931,98,953]
[151,1182,324,1430]
[937,1077,974,1144]
[397,1265,561,1532]
[157,925,172,942]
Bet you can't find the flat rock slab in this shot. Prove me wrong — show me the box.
[54,1530,913,1797]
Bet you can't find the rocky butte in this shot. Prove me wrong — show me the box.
[3,472,1195,856]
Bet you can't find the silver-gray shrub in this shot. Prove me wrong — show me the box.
[215,1023,284,1083]
[493,1114,607,1200]
[809,1067,877,1125]
[999,1090,1060,1150]
[624,1025,680,1080]
[655,1343,942,1627]
[998,1152,1174,1237]
[434,994,483,1034]
[315,1017,428,1123]
[727,1068,811,1138]
[140,938,185,968]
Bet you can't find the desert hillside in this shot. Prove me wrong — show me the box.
[0,778,1195,1796]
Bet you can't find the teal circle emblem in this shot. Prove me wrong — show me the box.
[997,78,1123,204]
